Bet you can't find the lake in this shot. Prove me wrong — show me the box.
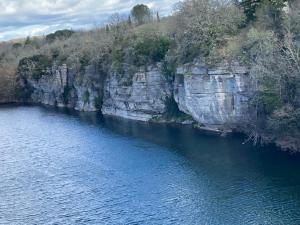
[0,105,300,225]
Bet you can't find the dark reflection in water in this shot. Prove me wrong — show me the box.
[0,104,300,225]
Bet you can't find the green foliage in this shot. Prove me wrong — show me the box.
[19,54,52,81]
[132,32,174,66]
[257,89,283,115]
[12,43,22,49]
[79,53,91,71]
[131,4,151,25]
[233,8,300,147]
[174,0,245,63]
[239,0,262,22]
[50,47,67,64]
[267,106,300,136]
[24,36,32,45]
[111,45,125,73]
[240,28,276,64]
[239,0,287,24]
[241,29,282,115]
[46,30,75,43]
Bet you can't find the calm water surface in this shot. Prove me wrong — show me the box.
[0,105,300,225]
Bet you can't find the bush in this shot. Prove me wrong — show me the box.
[174,0,245,63]
[12,43,22,49]
[19,54,52,81]
[240,20,300,143]
[267,105,300,136]
[46,30,75,43]
[79,53,91,71]
[132,32,173,66]
[111,46,126,73]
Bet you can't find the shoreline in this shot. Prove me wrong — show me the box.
[0,102,294,155]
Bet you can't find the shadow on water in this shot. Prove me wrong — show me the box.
[5,103,300,180]
[32,104,300,180]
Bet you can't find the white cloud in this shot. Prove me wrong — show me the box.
[0,0,177,41]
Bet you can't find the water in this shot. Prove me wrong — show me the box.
[0,105,300,225]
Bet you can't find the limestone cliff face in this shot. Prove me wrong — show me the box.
[174,63,251,129]
[18,63,104,111]
[18,61,252,130]
[102,65,172,121]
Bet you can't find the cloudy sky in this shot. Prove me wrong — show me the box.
[0,0,177,41]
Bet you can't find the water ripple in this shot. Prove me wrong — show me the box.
[0,105,300,225]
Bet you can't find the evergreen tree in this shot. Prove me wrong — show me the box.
[239,0,262,22]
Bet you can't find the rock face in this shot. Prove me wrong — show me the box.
[18,61,252,130]
[174,63,251,129]
[102,65,172,121]
[18,64,104,111]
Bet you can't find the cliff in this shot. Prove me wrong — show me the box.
[18,61,104,111]
[17,61,251,132]
[174,63,251,130]
[102,65,172,121]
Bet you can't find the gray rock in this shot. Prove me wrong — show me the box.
[19,60,252,130]
[174,64,252,128]
[102,66,172,121]
[19,64,105,111]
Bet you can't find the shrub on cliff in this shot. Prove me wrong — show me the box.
[267,105,300,137]
[132,32,174,66]
[19,55,52,81]
[240,18,300,144]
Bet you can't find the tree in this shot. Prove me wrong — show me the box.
[238,0,287,23]
[45,29,75,42]
[174,0,245,63]
[131,4,151,25]
[239,0,262,22]
[156,12,160,22]
[24,36,32,46]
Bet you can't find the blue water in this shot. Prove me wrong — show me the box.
[0,105,300,225]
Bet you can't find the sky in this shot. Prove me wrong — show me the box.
[0,0,177,41]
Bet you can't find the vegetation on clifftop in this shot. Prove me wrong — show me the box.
[0,0,300,151]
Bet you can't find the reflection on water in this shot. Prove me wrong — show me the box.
[0,104,300,225]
